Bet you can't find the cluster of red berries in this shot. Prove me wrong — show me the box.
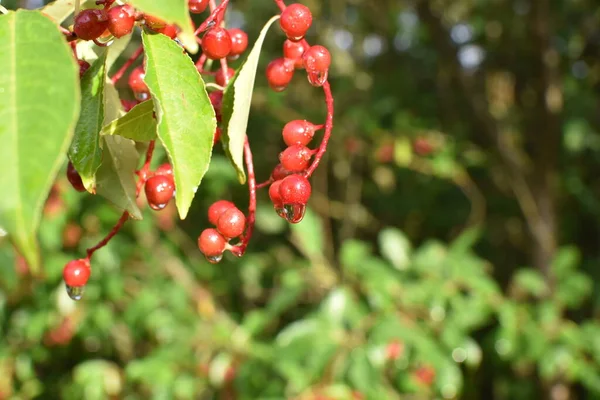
[198,201,247,263]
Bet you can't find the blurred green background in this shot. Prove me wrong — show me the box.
[2,0,600,399]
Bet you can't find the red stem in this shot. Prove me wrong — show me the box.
[256,178,273,190]
[111,45,144,85]
[86,212,129,259]
[304,81,334,177]
[194,0,230,35]
[230,138,256,256]
[274,0,286,12]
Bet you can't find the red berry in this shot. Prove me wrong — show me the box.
[280,3,312,41]
[279,174,311,205]
[271,163,293,181]
[155,163,173,177]
[208,200,235,226]
[144,14,166,30]
[279,144,313,171]
[121,99,137,112]
[145,175,175,210]
[209,91,223,119]
[386,340,404,360]
[302,45,331,73]
[266,58,295,92]
[283,39,308,69]
[198,228,227,258]
[282,120,316,146]
[107,4,135,38]
[202,27,232,60]
[78,59,90,78]
[413,137,434,156]
[73,9,109,41]
[217,208,246,239]
[189,0,209,13]
[228,28,248,57]
[215,67,235,87]
[414,366,436,386]
[213,126,222,144]
[269,180,283,207]
[63,259,91,287]
[128,66,148,94]
[156,24,178,38]
[67,162,86,192]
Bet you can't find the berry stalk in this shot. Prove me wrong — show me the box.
[304,81,334,177]
[111,45,144,85]
[230,137,257,256]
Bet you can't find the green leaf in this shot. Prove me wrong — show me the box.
[95,136,142,219]
[513,269,548,298]
[40,0,95,23]
[290,207,324,258]
[101,100,157,141]
[127,0,198,53]
[69,50,108,192]
[221,15,280,183]
[142,31,216,219]
[0,10,80,273]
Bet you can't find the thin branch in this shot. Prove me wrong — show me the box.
[304,81,334,177]
[111,45,144,85]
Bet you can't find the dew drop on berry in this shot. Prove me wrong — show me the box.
[149,202,168,211]
[283,204,306,223]
[65,284,85,301]
[307,70,328,87]
[275,207,288,219]
[205,253,223,264]
[135,91,150,101]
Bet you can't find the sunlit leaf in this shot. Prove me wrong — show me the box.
[101,100,157,141]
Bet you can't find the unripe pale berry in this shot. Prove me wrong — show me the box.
[280,3,312,41]
[217,207,246,238]
[145,175,175,210]
[107,4,135,38]
[282,120,316,146]
[67,162,86,192]
[283,39,308,69]
[208,200,235,226]
[266,58,295,92]
[128,66,148,94]
[74,9,109,41]
[189,0,209,13]
[198,228,227,257]
[228,28,248,57]
[215,67,235,87]
[279,174,311,205]
[302,45,331,73]
[202,27,232,60]
[63,259,91,287]
[279,144,313,171]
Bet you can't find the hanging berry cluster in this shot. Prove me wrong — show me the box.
[61,0,334,300]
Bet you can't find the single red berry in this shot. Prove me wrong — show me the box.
[155,163,173,177]
[209,91,223,119]
[121,99,137,112]
[107,4,135,38]
[266,58,295,92]
[279,144,313,171]
[386,340,404,360]
[188,0,209,13]
[271,163,293,181]
[198,228,227,258]
[67,162,86,192]
[282,120,316,146]
[208,200,235,226]
[213,127,222,144]
[63,259,91,287]
[279,174,311,205]
[217,207,246,238]
[145,175,175,210]
[280,3,312,41]
[143,14,166,30]
[73,9,109,41]
[269,180,283,207]
[202,27,232,60]
[78,59,91,78]
[156,24,178,39]
[283,39,308,69]
[215,67,235,87]
[302,45,331,73]
[128,66,148,94]
[413,137,434,156]
[414,366,436,386]
[228,28,248,57]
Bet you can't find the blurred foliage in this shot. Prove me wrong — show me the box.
[2,0,600,399]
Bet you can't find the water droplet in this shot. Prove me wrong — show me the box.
[149,202,167,210]
[271,85,287,92]
[275,207,287,219]
[205,254,223,264]
[65,284,85,301]
[307,70,328,87]
[283,204,306,223]
[135,91,150,101]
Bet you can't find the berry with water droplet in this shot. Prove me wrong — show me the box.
[283,203,306,223]
[280,3,312,41]
[74,9,109,41]
[303,45,330,86]
[279,144,313,171]
[269,180,287,218]
[208,200,235,226]
[107,4,135,38]
[189,0,209,13]
[266,58,295,91]
[217,207,246,238]
[67,162,86,192]
[128,66,148,97]
[145,175,175,210]
[202,27,232,60]
[283,39,308,69]
[279,174,311,205]
[215,67,235,87]
[282,120,316,146]
[63,259,91,287]
[228,28,248,57]
[198,228,227,262]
